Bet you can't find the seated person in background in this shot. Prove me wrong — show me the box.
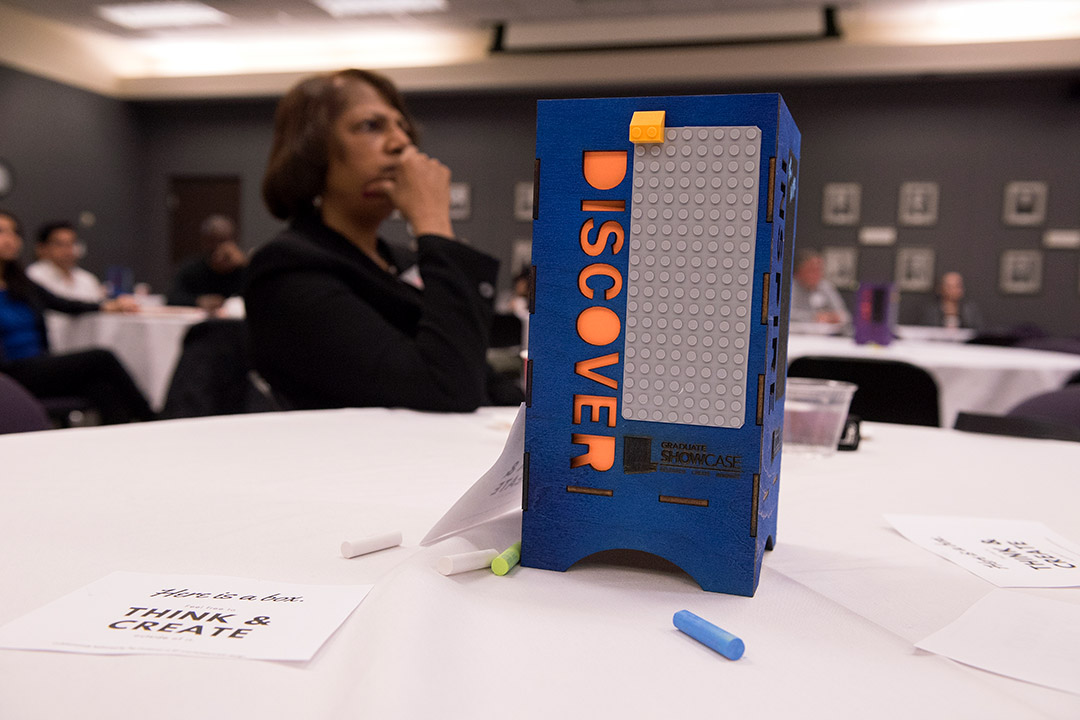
[919,271,984,330]
[789,249,851,325]
[0,210,154,424]
[244,68,512,411]
[26,221,106,302]
[167,214,247,311]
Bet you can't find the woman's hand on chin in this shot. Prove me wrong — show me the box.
[389,146,454,239]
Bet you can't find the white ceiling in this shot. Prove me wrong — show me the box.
[0,1,846,37]
[0,0,1078,99]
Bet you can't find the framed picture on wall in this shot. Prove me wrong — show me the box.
[897,181,939,226]
[1043,228,1080,249]
[858,226,897,246]
[822,183,860,226]
[511,238,532,277]
[1003,181,1048,226]
[0,158,14,199]
[514,181,534,221]
[449,182,471,221]
[894,247,935,292]
[999,249,1043,294]
[822,246,858,290]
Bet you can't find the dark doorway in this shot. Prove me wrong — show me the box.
[168,175,241,265]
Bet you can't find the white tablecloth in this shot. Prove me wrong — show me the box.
[1,408,1078,719]
[788,333,1080,427]
[45,309,207,410]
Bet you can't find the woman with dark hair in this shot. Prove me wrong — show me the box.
[244,69,516,411]
[0,210,154,424]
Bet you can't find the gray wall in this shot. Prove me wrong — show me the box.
[3,63,1079,335]
[131,92,539,293]
[0,65,142,280]
[785,76,1080,334]
[132,99,280,289]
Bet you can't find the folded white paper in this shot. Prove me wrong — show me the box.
[421,403,525,546]
[885,515,1080,588]
[916,589,1080,696]
[0,571,371,662]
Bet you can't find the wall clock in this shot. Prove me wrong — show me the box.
[0,159,13,199]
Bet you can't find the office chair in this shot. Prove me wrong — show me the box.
[39,395,96,428]
[954,412,1080,443]
[1008,385,1080,429]
[0,372,51,434]
[161,319,278,419]
[787,355,940,427]
[953,385,1080,443]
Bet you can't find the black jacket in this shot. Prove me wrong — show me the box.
[243,212,500,411]
[167,258,246,307]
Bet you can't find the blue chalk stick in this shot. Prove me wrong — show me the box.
[673,610,745,660]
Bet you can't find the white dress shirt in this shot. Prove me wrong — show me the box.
[26,261,106,303]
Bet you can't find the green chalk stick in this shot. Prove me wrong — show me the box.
[492,541,522,576]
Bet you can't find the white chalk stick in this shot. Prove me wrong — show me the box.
[341,531,403,559]
[438,548,499,576]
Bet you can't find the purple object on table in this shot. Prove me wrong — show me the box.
[853,282,897,346]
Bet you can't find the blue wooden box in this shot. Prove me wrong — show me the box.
[521,94,801,596]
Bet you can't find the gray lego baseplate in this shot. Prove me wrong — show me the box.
[623,125,762,428]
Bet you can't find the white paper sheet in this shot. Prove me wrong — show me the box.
[421,403,525,546]
[0,572,371,662]
[885,515,1080,587]
[916,589,1080,696]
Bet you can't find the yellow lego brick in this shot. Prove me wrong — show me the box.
[629,110,666,144]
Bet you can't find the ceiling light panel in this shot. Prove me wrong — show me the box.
[96,2,231,29]
[502,8,828,51]
[848,0,1080,44]
[128,26,488,75]
[312,0,448,17]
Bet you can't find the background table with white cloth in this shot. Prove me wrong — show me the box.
[45,308,207,410]
[788,333,1080,427]
[1,408,1078,718]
